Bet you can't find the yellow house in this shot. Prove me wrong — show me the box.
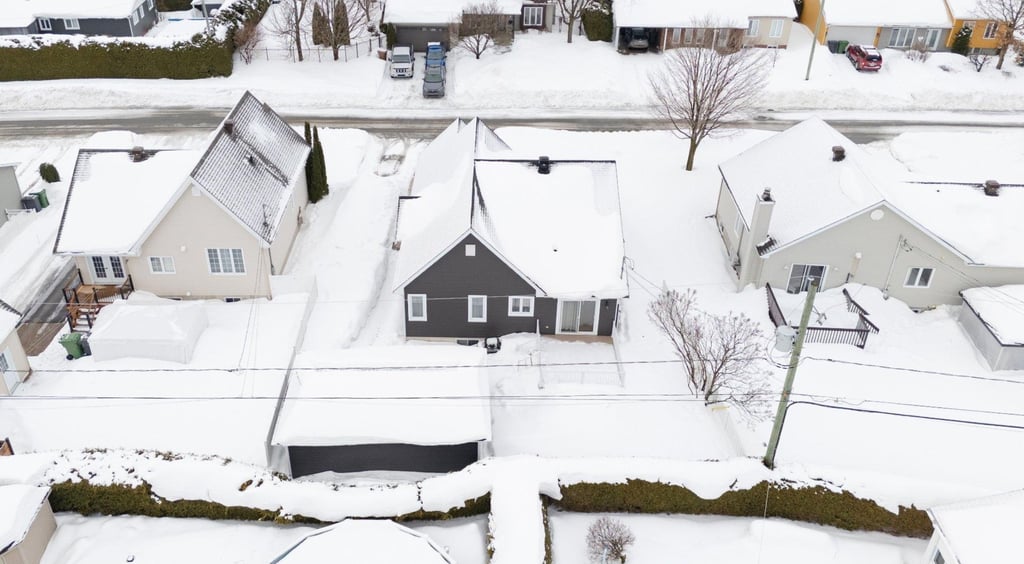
[944,0,1006,53]
[800,0,953,51]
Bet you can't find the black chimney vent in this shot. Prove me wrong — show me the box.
[537,155,551,175]
[129,146,148,163]
[761,187,773,202]
[832,145,846,162]
[984,179,1000,197]
[224,119,235,136]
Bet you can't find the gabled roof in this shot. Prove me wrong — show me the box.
[945,0,988,19]
[189,91,310,245]
[54,149,200,255]
[0,299,22,340]
[824,0,952,27]
[383,0,522,24]
[0,485,49,556]
[393,119,628,299]
[0,0,144,27]
[928,489,1024,564]
[614,0,795,27]
[271,519,454,564]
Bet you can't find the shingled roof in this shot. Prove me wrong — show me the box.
[189,91,310,245]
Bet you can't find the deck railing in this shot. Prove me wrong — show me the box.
[63,270,134,331]
[766,283,878,349]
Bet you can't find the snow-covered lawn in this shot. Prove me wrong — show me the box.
[548,511,927,564]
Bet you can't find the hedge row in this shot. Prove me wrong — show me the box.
[582,1,613,43]
[552,479,933,538]
[49,479,491,525]
[0,0,268,81]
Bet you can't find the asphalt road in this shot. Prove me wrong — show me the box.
[2,109,1023,143]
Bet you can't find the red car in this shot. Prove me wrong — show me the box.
[846,44,883,71]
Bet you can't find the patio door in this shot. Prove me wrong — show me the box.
[787,264,826,293]
[925,28,941,49]
[557,299,598,334]
[89,255,126,284]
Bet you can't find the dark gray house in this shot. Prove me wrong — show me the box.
[393,119,628,341]
[382,0,555,51]
[0,0,158,37]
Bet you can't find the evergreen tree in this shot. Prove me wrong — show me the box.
[951,25,972,56]
[334,0,351,45]
[310,126,329,202]
[311,2,329,45]
[304,122,317,202]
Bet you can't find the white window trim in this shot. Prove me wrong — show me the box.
[131,9,140,25]
[769,19,784,38]
[63,18,80,30]
[468,295,487,322]
[407,294,427,321]
[38,18,52,31]
[904,267,934,288]
[683,28,694,44]
[746,19,759,37]
[984,21,998,39]
[717,28,729,47]
[148,256,175,274]
[554,299,601,336]
[465,244,476,257]
[508,296,535,317]
[789,264,828,292]
[671,28,681,44]
[523,5,543,27]
[148,0,155,9]
[206,248,246,275]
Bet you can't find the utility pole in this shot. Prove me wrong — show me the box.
[804,0,827,81]
[763,280,818,468]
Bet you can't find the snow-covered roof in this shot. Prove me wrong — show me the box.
[0,0,143,26]
[614,0,795,27]
[0,1,36,29]
[928,490,1024,564]
[383,0,522,24]
[88,300,208,363]
[394,119,627,298]
[720,118,885,249]
[824,0,952,27]
[271,519,453,564]
[0,300,20,341]
[945,0,983,19]
[960,286,1024,345]
[189,91,310,245]
[0,485,49,555]
[272,346,491,447]
[54,149,199,255]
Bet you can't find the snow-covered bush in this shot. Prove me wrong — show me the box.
[39,163,60,183]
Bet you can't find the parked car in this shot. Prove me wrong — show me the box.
[626,28,649,51]
[425,41,446,69]
[423,65,445,98]
[846,44,882,71]
[389,44,414,78]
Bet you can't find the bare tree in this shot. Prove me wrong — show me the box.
[648,20,766,171]
[905,37,931,62]
[269,0,310,61]
[648,288,770,418]
[233,19,262,64]
[457,1,506,58]
[977,0,1024,69]
[969,52,993,71]
[555,0,594,43]
[586,517,635,564]
[313,0,368,60]
[352,0,374,29]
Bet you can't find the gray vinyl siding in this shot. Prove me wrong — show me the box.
[12,2,157,37]
[288,443,480,477]
[0,22,38,35]
[881,26,951,51]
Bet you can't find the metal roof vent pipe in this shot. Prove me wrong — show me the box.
[129,146,148,162]
[537,155,551,174]
[984,180,1000,196]
[224,119,235,136]
[831,145,846,162]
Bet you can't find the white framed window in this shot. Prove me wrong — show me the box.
[508,296,535,317]
[207,248,245,274]
[148,256,175,274]
[523,5,543,27]
[787,264,826,293]
[962,20,975,34]
[671,28,681,44]
[904,267,934,288]
[63,19,80,30]
[407,294,427,321]
[717,29,729,47]
[137,6,145,20]
[468,295,487,322]
[148,0,155,9]
[984,21,998,39]
[0,349,16,394]
[131,8,140,25]
[683,28,694,44]
[889,27,913,48]
[769,19,784,38]
[465,244,476,257]
[37,18,52,31]
[746,19,759,37]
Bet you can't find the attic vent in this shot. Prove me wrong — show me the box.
[224,119,235,136]
[984,179,1000,197]
[832,145,846,162]
[129,146,148,163]
[537,155,551,175]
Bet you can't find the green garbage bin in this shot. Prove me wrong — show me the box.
[837,40,849,54]
[31,189,49,209]
[59,333,84,360]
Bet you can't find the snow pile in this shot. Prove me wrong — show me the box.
[0,484,49,551]
[272,519,453,564]
[88,300,208,364]
[960,285,1024,344]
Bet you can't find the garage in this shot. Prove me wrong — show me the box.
[288,443,480,477]
[394,25,449,51]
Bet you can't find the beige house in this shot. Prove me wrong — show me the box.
[0,485,56,564]
[715,118,1024,310]
[613,0,796,52]
[0,301,28,396]
[53,92,310,320]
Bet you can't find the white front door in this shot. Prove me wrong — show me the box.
[557,299,599,335]
[89,255,127,284]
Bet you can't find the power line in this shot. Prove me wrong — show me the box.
[803,356,1024,386]
[787,401,1024,431]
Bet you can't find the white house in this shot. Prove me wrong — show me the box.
[0,485,56,564]
[924,489,1024,564]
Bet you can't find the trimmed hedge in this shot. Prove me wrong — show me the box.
[582,1,613,43]
[394,494,491,522]
[553,479,933,538]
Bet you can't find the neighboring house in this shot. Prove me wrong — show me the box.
[613,0,796,51]
[270,346,491,477]
[270,519,454,564]
[53,91,310,311]
[383,0,553,50]
[191,0,225,18]
[0,0,158,37]
[0,485,56,564]
[801,0,953,51]
[392,119,627,341]
[0,300,29,396]
[715,118,1024,310]
[958,286,1024,371]
[924,489,1024,564]
[944,0,1006,54]
[0,164,22,230]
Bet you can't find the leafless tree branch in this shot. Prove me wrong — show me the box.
[555,0,594,43]
[586,517,635,564]
[977,0,1024,69]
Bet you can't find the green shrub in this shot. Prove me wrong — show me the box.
[554,480,933,538]
[394,494,491,521]
[951,25,972,57]
[380,23,398,49]
[157,0,194,10]
[39,162,60,183]
[582,1,613,42]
